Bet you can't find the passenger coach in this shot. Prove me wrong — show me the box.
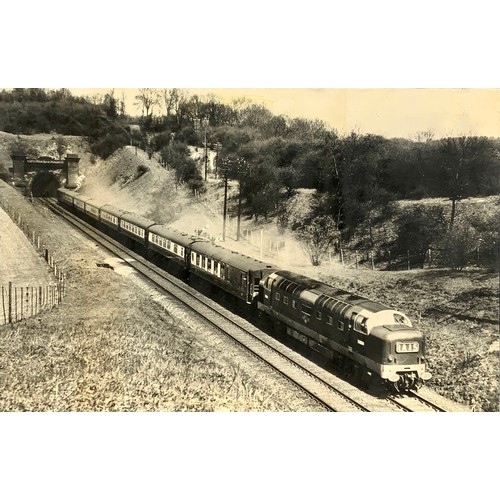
[147,224,192,268]
[119,212,156,246]
[190,241,275,304]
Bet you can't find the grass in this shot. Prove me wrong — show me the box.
[0,183,319,412]
[319,267,499,411]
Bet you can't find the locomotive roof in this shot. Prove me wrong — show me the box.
[273,270,388,313]
[120,211,157,228]
[149,224,195,247]
[191,240,275,272]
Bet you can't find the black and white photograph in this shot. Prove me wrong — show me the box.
[1,87,498,412]
[0,2,498,498]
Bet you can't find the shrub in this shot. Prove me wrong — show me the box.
[439,225,478,270]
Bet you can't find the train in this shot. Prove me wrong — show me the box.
[57,187,432,392]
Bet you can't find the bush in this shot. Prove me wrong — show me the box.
[90,130,130,159]
[393,206,447,268]
[439,225,478,270]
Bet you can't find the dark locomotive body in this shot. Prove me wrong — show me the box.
[57,187,432,391]
[258,270,431,390]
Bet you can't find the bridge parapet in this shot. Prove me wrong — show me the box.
[9,153,80,189]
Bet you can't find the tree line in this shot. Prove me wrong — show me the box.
[1,87,499,271]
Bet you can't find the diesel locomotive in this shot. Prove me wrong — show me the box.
[57,187,432,392]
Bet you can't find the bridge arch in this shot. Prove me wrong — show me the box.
[30,171,62,197]
[10,153,80,194]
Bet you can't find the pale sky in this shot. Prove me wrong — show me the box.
[72,88,500,139]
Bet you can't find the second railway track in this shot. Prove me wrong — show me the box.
[41,198,381,412]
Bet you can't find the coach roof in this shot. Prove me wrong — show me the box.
[100,204,129,218]
[149,224,195,247]
[191,240,274,272]
[120,211,157,229]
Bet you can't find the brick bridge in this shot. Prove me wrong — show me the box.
[10,153,80,197]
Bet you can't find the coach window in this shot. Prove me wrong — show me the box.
[327,316,333,325]
[292,299,297,309]
[207,258,212,272]
[283,296,289,305]
[302,304,312,316]
[275,292,280,301]
[316,311,322,320]
[338,321,344,331]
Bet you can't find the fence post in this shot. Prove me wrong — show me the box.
[8,281,12,324]
[1,286,6,324]
[407,250,411,270]
[355,250,358,269]
[371,251,375,271]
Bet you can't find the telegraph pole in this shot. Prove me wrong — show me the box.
[202,117,209,181]
[222,169,228,242]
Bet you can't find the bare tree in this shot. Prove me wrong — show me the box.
[296,215,340,266]
[438,136,496,227]
[161,88,187,118]
[135,88,161,118]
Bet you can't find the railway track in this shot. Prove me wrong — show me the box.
[387,391,447,412]
[41,198,377,412]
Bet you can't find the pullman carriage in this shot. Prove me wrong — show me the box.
[72,192,91,213]
[100,204,129,231]
[147,224,193,267]
[84,199,107,221]
[57,187,75,208]
[190,241,275,304]
[119,212,156,245]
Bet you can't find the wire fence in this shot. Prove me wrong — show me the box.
[0,197,67,326]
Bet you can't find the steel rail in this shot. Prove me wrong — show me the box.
[42,198,372,412]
